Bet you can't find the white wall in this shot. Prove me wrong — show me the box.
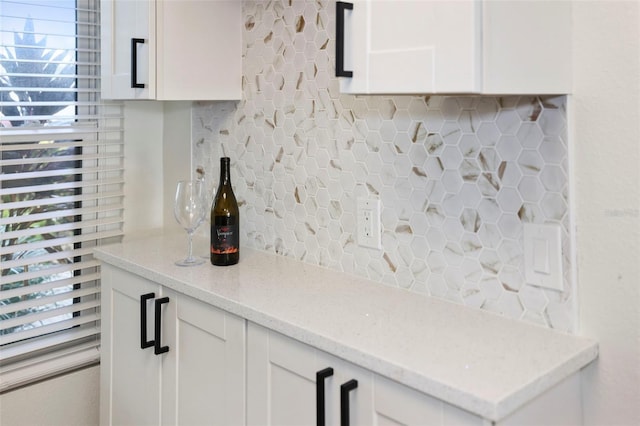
[123,101,191,237]
[572,1,640,425]
[161,101,193,232]
[122,101,165,235]
[0,366,99,426]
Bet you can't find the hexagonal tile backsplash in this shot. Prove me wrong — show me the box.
[192,0,575,331]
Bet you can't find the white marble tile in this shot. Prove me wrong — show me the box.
[191,0,574,331]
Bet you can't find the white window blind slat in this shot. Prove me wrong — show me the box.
[0,87,101,95]
[1,229,123,257]
[1,0,123,390]
[0,100,104,108]
[1,43,100,50]
[1,189,125,211]
[0,166,124,183]
[1,285,100,318]
[3,215,123,242]
[0,311,101,346]
[1,259,101,286]
[2,204,122,226]
[0,126,116,143]
[1,114,122,123]
[0,176,125,197]
[1,141,123,153]
[2,246,95,270]
[1,272,100,301]
[2,152,122,167]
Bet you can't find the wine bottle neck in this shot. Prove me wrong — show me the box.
[219,157,231,186]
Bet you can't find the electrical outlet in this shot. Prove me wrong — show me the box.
[357,198,381,250]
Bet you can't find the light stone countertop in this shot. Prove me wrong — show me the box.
[94,232,598,421]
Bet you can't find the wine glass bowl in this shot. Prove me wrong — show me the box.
[174,180,206,266]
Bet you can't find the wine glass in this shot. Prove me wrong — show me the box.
[173,180,206,266]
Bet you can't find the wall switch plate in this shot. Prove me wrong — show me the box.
[357,198,381,250]
[524,223,563,291]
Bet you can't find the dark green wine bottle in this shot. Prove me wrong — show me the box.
[210,157,239,266]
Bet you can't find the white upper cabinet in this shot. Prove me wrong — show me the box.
[101,0,241,100]
[336,0,571,95]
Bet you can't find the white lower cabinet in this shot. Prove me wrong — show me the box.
[246,322,482,426]
[101,264,581,426]
[100,264,245,426]
[247,322,373,426]
[246,323,582,426]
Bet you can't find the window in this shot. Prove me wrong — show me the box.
[0,0,123,390]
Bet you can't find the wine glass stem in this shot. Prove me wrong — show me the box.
[187,232,194,260]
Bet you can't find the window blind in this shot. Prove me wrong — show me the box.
[0,0,124,391]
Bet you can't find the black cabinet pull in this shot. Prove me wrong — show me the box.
[316,367,334,426]
[335,1,353,78]
[154,297,170,355]
[131,37,145,88]
[140,293,155,349]
[340,379,358,426]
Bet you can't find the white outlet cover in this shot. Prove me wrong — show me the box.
[523,223,563,291]
[357,198,381,250]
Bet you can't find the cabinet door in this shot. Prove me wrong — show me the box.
[100,0,155,99]
[339,0,571,95]
[161,290,245,426]
[317,350,374,426]
[372,375,483,426]
[101,0,241,100]
[155,0,241,100]
[247,323,374,426]
[338,0,478,94]
[481,0,571,94]
[247,323,318,425]
[100,264,162,426]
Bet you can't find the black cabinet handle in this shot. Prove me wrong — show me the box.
[316,367,334,426]
[154,297,170,355]
[131,38,145,88]
[335,1,353,78]
[340,379,358,426]
[140,293,155,349]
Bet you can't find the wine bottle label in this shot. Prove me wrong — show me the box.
[211,216,239,255]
